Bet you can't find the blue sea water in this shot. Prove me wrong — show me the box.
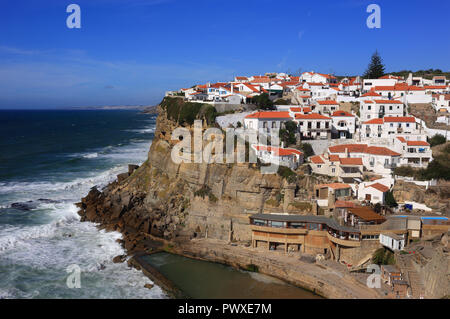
[0,110,166,299]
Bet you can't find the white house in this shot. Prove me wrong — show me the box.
[360,99,404,121]
[361,116,422,139]
[301,72,337,84]
[294,113,332,139]
[394,137,432,168]
[251,144,303,170]
[432,94,450,113]
[309,153,363,183]
[358,182,390,204]
[328,144,401,176]
[330,110,356,139]
[363,78,399,92]
[315,100,340,115]
[380,233,405,251]
[244,111,292,134]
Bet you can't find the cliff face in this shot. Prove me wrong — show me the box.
[77,104,331,251]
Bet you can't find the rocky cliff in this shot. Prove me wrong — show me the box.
[77,101,332,253]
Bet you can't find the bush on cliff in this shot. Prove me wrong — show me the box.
[372,248,395,265]
[194,185,218,203]
[277,166,297,183]
[428,134,446,147]
[160,97,217,126]
[393,145,450,181]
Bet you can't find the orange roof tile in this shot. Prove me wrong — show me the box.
[362,91,382,97]
[332,110,354,117]
[310,155,325,164]
[316,183,351,190]
[295,113,331,120]
[245,111,292,119]
[367,183,390,192]
[335,201,356,208]
[406,140,429,146]
[373,100,403,104]
[328,144,400,156]
[316,100,339,105]
[397,137,407,143]
[363,118,384,125]
[253,145,302,156]
[339,157,363,165]
[384,116,415,123]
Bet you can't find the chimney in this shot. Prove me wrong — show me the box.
[231,84,233,93]
[345,147,349,158]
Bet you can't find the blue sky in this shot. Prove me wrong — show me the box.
[0,0,449,109]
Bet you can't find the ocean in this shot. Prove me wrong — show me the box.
[0,109,166,299]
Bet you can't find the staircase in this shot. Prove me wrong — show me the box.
[396,253,425,298]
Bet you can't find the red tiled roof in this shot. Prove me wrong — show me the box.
[290,107,302,112]
[397,137,407,143]
[329,154,340,162]
[424,85,447,89]
[329,144,368,153]
[316,100,339,105]
[245,111,292,119]
[332,110,354,117]
[328,144,400,156]
[367,183,390,192]
[406,140,429,146]
[339,157,363,165]
[236,76,248,80]
[361,91,382,97]
[316,183,351,190]
[335,201,356,208]
[366,146,401,156]
[373,100,403,104]
[310,155,325,164]
[363,118,384,124]
[295,113,331,120]
[253,145,303,156]
[384,116,415,123]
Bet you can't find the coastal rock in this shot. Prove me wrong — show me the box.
[113,255,127,263]
[144,283,154,290]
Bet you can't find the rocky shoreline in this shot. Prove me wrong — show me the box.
[76,184,381,299]
[75,101,382,299]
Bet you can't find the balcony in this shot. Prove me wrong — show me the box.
[384,163,397,169]
[326,232,361,247]
[250,225,308,235]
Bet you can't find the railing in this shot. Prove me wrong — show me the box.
[326,232,361,247]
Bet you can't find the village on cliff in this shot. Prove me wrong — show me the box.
[162,57,450,299]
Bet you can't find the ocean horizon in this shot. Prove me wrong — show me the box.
[0,109,165,298]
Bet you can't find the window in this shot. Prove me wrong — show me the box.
[332,168,335,173]
[316,122,321,129]
[368,105,371,110]
[270,221,285,228]
[299,121,304,126]
[253,219,266,226]
[290,222,306,229]
[325,122,330,129]
[389,106,393,110]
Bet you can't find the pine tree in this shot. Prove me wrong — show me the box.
[363,50,385,79]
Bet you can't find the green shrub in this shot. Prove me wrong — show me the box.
[194,185,217,203]
[160,97,217,126]
[277,166,297,183]
[428,134,446,147]
[299,143,314,158]
[372,248,395,265]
